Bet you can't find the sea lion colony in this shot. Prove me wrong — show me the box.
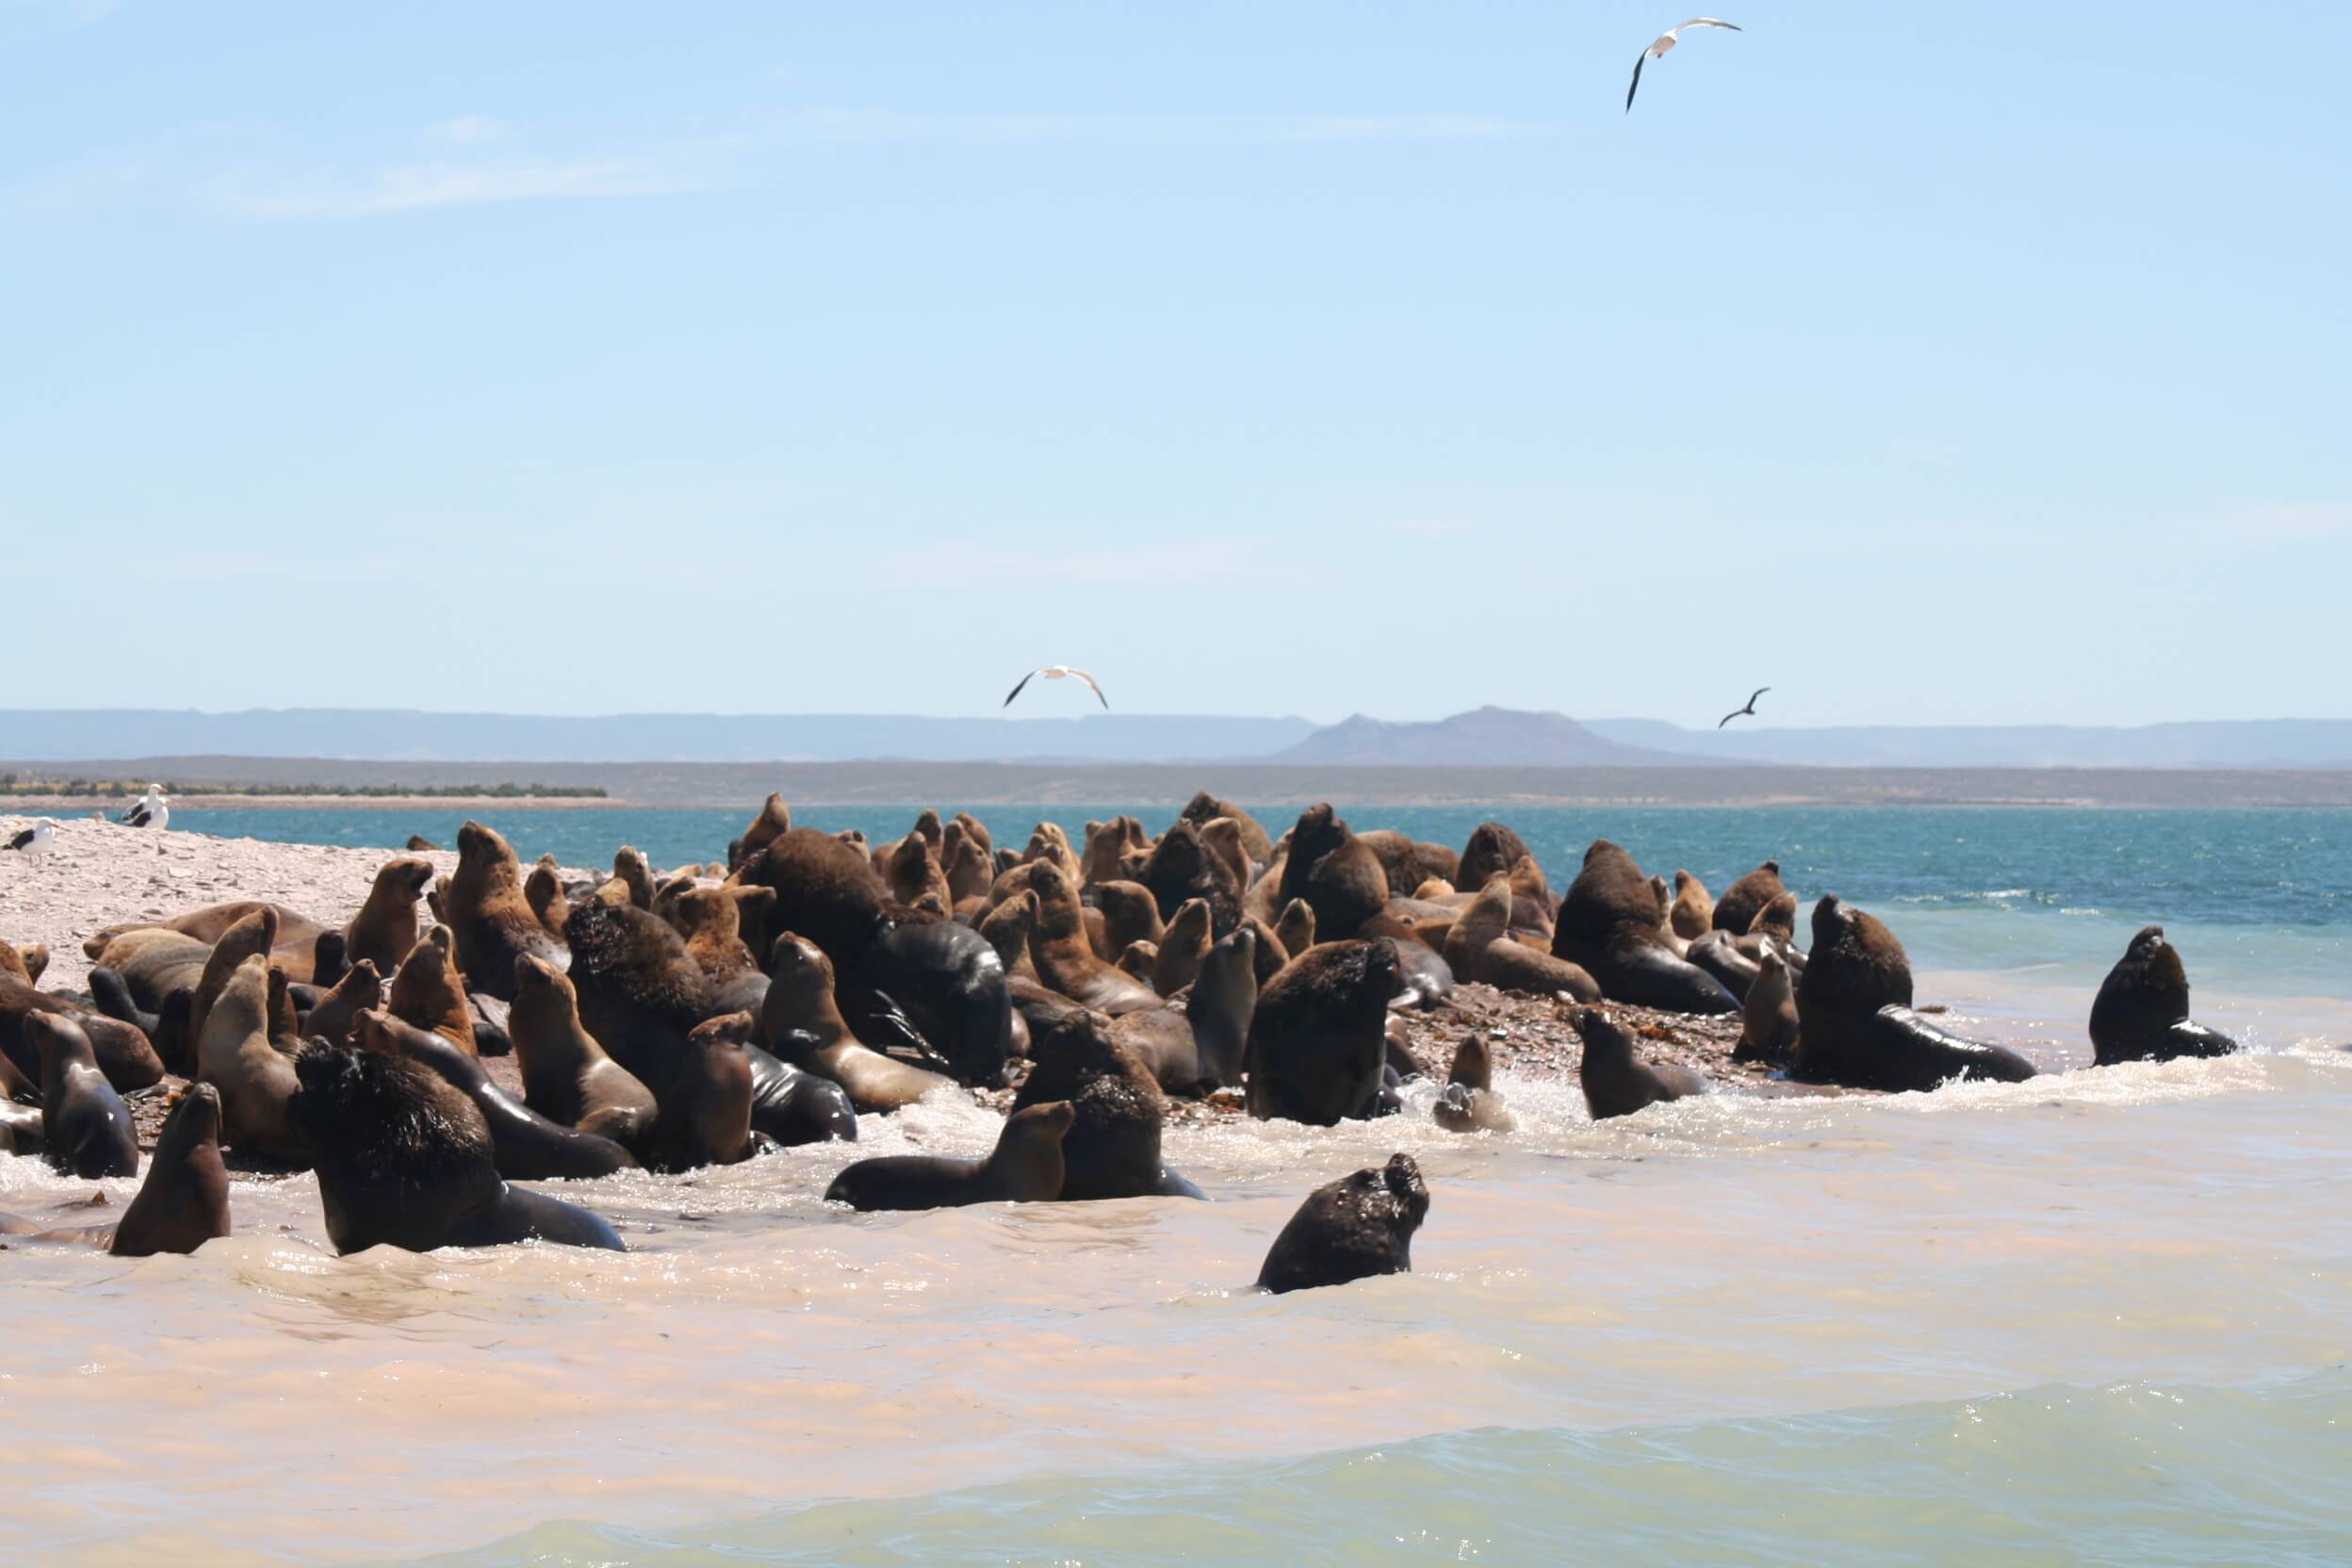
[0,798,2239,1290]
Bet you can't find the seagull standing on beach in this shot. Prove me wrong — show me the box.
[122,785,169,829]
[5,819,57,856]
[1004,666,1110,710]
[1718,688,1770,728]
[1626,18,1742,112]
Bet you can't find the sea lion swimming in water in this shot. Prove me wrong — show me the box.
[1576,1008,1707,1120]
[1244,939,1406,1126]
[825,1101,1073,1212]
[2088,926,2239,1066]
[1794,896,2038,1091]
[1257,1152,1428,1295]
[29,1014,139,1179]
[1432,1035,1515,1134]
[1011,1009,1200,1200]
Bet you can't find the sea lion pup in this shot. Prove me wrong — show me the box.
[1026,862,1162,1016]
[668,885,767,1015]
[1137,818,1243,937]
[1273,898,1317,964]
[1115,940,1159,985]
[886,832,952,910]
[1012,1009,1200,1200]
[1093,880,1165,957]
[1245,939,1406,1126]
[1746,891,1800,951]
[1733,942,1802,1067]
[388,929,479,1055]
[728,793,794,874]
[1457,823,1538,904]
[442,823,564,1002]
[608,846,654,910]
[298,958,381,1049]
[2089,926,2239,1066]
[2,972,167,1091]
[825,1100,1072,1213]
[344,857,436,974]
[358,1009,634,1180]
[759,934,954,1111]
[1240,914,1291,987]
[1712,861,1787,936]
[1550,841,1738,1016]
[508,954,659,1144]
[195,954,307,1163]
[110,1084,232,1257]
[1681,929,1761,1002]
[526,860,572,939]
[1257,1153,1428,1296]
[643,1013,760,1173]
[291,1039,625,1254]
[1795,896,2038,1090]
[942,831,994,908]
[1439,875,1601,1002]
[1188,926,1259,1087]
[406,834,441,852]
[1152,898,1214,996]
[1176,791,1273,867]
[1,941,45,983]
[29,1014,139,1179]
[1670,872,1716,941]
[1274,805,1389,942]
[1576,1008,1708,1120]
[977,890,1040,978]
[1433,1036,1516,1134]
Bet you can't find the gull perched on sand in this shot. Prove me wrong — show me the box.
[1004,665,1109,710]
[1626,18,1742,112]
[5,819,57,856]
[122,785,169,829]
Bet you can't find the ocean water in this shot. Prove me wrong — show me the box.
[3,805,2344,1565]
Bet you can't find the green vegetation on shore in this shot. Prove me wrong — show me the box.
[0,775,607,800]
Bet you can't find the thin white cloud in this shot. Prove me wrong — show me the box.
[201,155,715,218]
[424,115,508,148]
[2215,501,2350,545]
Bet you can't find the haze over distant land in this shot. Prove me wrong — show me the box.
[7,707,2352,770]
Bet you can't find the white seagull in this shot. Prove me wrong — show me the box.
[1004,665,1109,710]
[1627,18,1742,113]
[123,785,169,830]
[5,819,57,856]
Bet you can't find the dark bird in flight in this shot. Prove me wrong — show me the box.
[1004,665,1109,710]
[1627,18,1742,113]
[1718,688,1770,728]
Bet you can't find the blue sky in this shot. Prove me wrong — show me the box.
[2,1,2344,727]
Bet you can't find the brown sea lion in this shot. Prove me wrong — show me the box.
[345,857,436,973]
[886,832,952,910]
[110,1084,231,1257]
[1354,831,1436,899]
[612,846,657,910]
[1440,875,1600,1001]
[1551,841,1737,1016]
[728,793,793,873]
[1795,896,2038,1090]
[1257,1153,1427,1295]
[302,959,382,1047]
[508,953,660,1145]
[1670,871,1715,941]
[1682,929,1761,1001]
[196,953,306,1162]
[643,1013,760,1172]
[1189,926,1259,1087]
[359,1009,634,1180]
[759,934,954,1111]
[2,941,46,983]
[1241,914,1289,987]
[1274,805,1388,942]
[1137,818,1243,936]
[1178,792,1273,865]
[942,831,994,907]
[1093,880,1166,957]
[1273,898,1317,964]
[977,889,1040,980]
[439,825,567,1004]
[1115,940,1159,986]
[1011,1009,1199,1199]
[826,1101,1073,1211]
[1,973,166,1091]
[31,1013,139,1178]
[406,834,441,852]
[290,1039,624,1253]
[1734,941,1801,1067]
[387,929,479,1055]
[1457,823,1537,901]
[1576,1008,1707,1119]
[185,907,280,1049]
[1748,891,1800,949]
[1244,939,1405,1126]
[1027,862,1161,1015]
[1433,1036,1515,1134]
[671,885,766,1015]
[730,827,890,971]
[2089,926,2239,1066]
[1152,898,1214,996]
[1712,861,1787,936]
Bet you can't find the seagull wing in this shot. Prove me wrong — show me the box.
[1070,669,1110,710]
[1626,47,1647,112]
[1717,709,1741,729]
[1677,18,1742,31]
[5,828,29,851]
[1749,687,1771,707]
[126,804,151,827]
[1003,668,1041,708]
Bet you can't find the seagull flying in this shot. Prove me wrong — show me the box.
[1627,18,1742,112]
[1718,687,1770,728]
[123,785,169,830]
[5,819,57,855]
[1004,665,1110,710]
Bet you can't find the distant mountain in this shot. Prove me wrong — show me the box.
[1585,718,2352,770]
[1273,708,1724,768]
[0,710,1318,765]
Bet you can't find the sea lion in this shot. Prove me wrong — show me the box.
[291,1039,625,1253]
[86,927,213,1015]
[109,1084,232,1257]
[1712,861,1786,936]
[1094,880,1166,957]
[1682,929,1761,1002]
[886,832,952,910]
[1025,862,1161,1015]
[1794,896,2038,1090]
[1136,818,1244,937]
[1,973,166,1091]
[1550,841,1737,1016]
[185,907,281,1048]
[301,958,382,1047]
[977,889,1039,977]
[2089,926,2239,1066]
[508,953,660,1145]
[1457,823,1537,902]
[345,857,436,974]
[1011,1008,1200,1200]
[728,792,794,873]
[1358,916,1458,1009]
[642,1012,759,1172]
[942,831,995,907]
[1576,1008,1707,1119]
[843,915,1015,1087]
[825,1101,1071,1211]
[1432,1036,1515,1134]
[1257,1152,1428,1295]
[387,929,479,1055]
[1274,805,1388,942]
[743,1033,858,1146]
[1747,891,1800,949]
[1197,818,1252,895]
[1,941,45,983]
[730,828,890,971]
[525,859,572,939]
[1272,898,1317,964]
[1079,818,1140,887]
[444,822,565,1001]
[359,1009,634,1179]
[1178,792,1273,865]
[1107,1006,1215,1098]
[1354,831,1438,899]
[1733,942,1802,1067]
[195,954,307,1162]
[562,894,712,1100]
[1440,874,1600,1000]
[1115,940,1159,985]
[1188,926,1259,1086]
[667,884,767,1015]
[1240,914,1290,985]
[1669,871,1714,940]
[30,1014,139,1178]
[1244,939,1406,1126]
[406,834,441,852]
[1152,898,1214,996]
[759,934,955,1111]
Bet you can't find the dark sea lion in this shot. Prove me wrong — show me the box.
[1188,925,1259,1086]
[1682,929,1761,1002]
[360,1009,634,1179]
[387,929,479,1054]
[525,859,572,939]
[1244,939,1406,1126]
[1240,914,1289,987]
[2,972,166,1090]
[728,792,794,873]
[825,1100,1071,1212]
[1094,879,1166,957]
[1576,1008,1707,1120]
[1152,898,1213,996]
[1178,791,1273,866]
[1551,841,1737,1016]
[641,1012,760,1172]
[1433,1036,1515,1134]
[195,953,306,1162]
[1354,831,1437,899]
[1733,942,1801,1067]
[759,934,954,1111]
[444,822,565,1001]
[291,1040,624,1253]
[1012,1009,1200,1200]
[31,1014,139,1178]
[1108,1007,1213,1097]
[1748,891,1800,950]
[1795,896,2038,1089]
[1273,898,1317,964]
[509,953,660,1144]
[1025,862,1161,1016]
[743,1033,858,1146]
[1712,861,1787,936]
[301,957,383,1047]
[844,916,1015,1087]
[1137,818,1243,937]
[406,834,441,852]
[1357,915,1457,1009]
[2088,926,2239,1065]
[731,827,890,971]
[563,895,711,1099]
[1274,805,1388,942]
[1115,940,1159,985]
[110,1083,232,1257]
[1669,871,1714,941]
[1257,1152,1428,1295]
[1457,824,1537,903]
[87,927,212,1015]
